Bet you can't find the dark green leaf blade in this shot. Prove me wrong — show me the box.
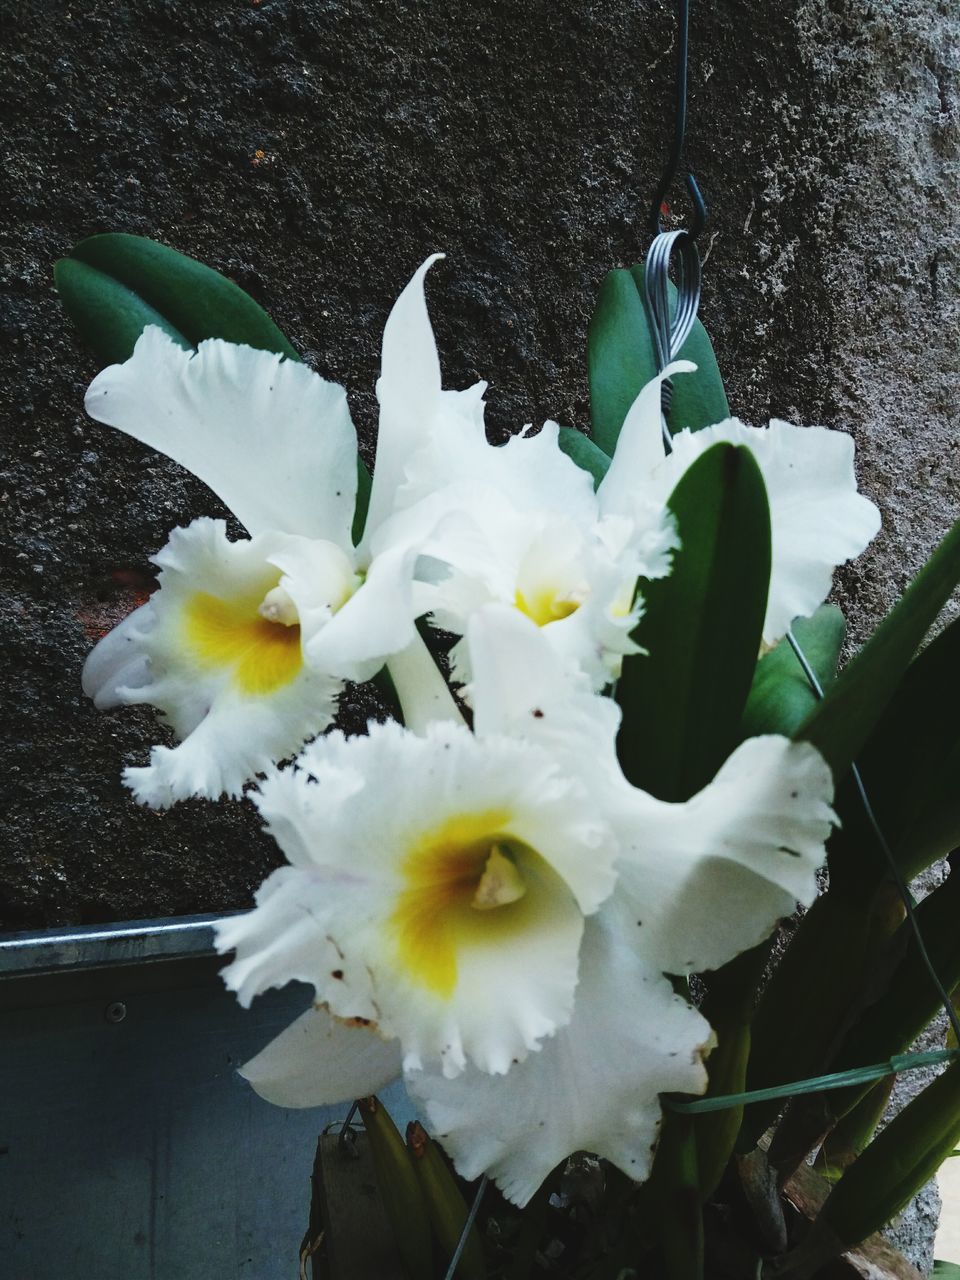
[70,233,299,358]
[617,442,771,802]
[588,268,654,456]
[54,258,191,367]
[740,605,846,740]
[828,609,960,885]
[797,516,960,779]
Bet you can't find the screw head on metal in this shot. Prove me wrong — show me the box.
[104,1000,127,1024]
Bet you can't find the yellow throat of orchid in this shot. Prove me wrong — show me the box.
[182,543,359,697]
[183,583,303,696]
[514,582,585,627]
[391,812,553,998]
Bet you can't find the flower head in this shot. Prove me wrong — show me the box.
[217,606,836,1205]
[81,258,477,804]
[601,365,882,644]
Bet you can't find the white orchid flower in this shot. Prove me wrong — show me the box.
[216,606,835,1206]
[601,364,882,645]
[81,256,470,805]
[368,293,678,691]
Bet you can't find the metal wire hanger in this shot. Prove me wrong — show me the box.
[643,0,704,443]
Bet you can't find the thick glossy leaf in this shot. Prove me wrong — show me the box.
[556,426,610,488]
[62,232,298,359]
[828,610,960,887]
[54,258,190,366]
[617,443,771,802]
[588,266,729,457]
[740,606,845,740]
[797,515,960,780]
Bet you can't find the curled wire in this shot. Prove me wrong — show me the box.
[643,229,702,436]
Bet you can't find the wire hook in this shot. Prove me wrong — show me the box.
[648,0,706,240]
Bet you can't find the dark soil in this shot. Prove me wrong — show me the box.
[1,0,847,928]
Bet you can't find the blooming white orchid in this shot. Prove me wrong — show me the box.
[216,605,835,1205]
[384,310,878,682]
[602,362,883,645]
[81,256,472,805]
[370,274,678,690]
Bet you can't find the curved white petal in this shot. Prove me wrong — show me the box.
[407,911,712,1206]
[217,718,619,1078]
[654,419,881,643]
[82,603,155,709]
[597,360,697,520]
[468,606,625,784]
[91,518,341,806]
[612,735,835,976]
[386,631,465,732]
[362,254,446,544]
[238,1006,402,1108]
[85,327,357,544]
[303,544,420,683]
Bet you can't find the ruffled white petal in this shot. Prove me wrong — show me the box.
[612,735,835,976]
[238,1006,402,1109]
[398,418,598,532]
[85,326,357,544]
[407,911,712,1206]
[91,518,341,806]
[217,718,619,1077]
[645,417,881,644]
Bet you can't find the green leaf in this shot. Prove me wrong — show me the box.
[815,1061,960,1253]
[54,258,191,367]
[766,856,960,1182]
[797,515,960,779]
[60,232,298,361]
[828,610,960,886]
[617,443,771,802]
[587,266,729,457]
[934,1264,960,1279]
[740,605,845,740]
[556,426,611,488]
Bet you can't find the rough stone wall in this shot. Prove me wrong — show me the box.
[2,0,957,939]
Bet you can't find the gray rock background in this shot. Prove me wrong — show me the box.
[2,0,957,1271]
